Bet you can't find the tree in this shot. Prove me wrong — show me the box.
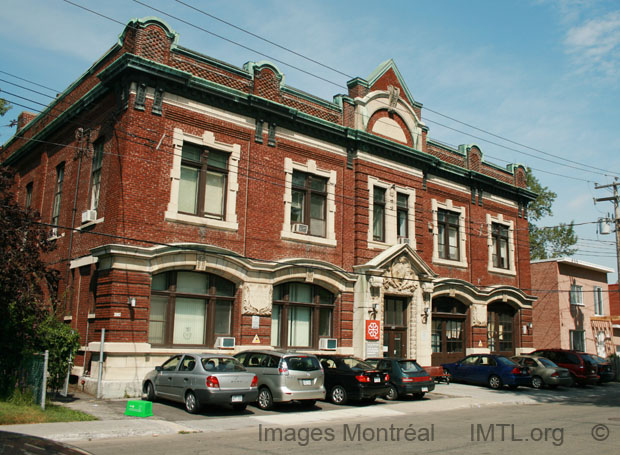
[526,167,578,260]
[0,165,79,397]
[0,98,10,117]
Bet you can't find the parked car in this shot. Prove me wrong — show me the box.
[511,355,573,389]
[441,354,531,390]
[366,357,435,400]
[317,355,390,405]
[142,354,258,414]
[529,349,599,386]
[234,350,325,410]
[589,354,615,384]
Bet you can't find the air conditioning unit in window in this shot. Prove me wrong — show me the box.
[292,223,309,234]
[319,338,337,350]
[215,337,235,349]
[397,237,410,245]
[81,210,97,224]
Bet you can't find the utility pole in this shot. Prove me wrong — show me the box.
[594,179,620,290]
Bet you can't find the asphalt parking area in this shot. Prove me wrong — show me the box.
[105,393,444,421]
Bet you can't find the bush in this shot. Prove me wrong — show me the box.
[37,316,80,393]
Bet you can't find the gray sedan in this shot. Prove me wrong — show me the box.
[511,355,573,389]
[142,354,258,413]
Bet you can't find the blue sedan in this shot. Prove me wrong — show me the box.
[442,354,531,390]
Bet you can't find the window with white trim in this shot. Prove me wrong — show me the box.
[89,140,104,212]
[165,128,240,231]
[570,330,585,351]
[367,177,415,249]
[594,287,604,315]
[486,214,516,275]
[282,158,336,247]
[570,283,583,305]
[431,199,467,268]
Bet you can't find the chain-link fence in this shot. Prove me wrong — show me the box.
[16,352,47,407]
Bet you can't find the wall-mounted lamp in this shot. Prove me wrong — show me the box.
[128,297,136,307]
[421,306,430,324]
[369,303,379,317]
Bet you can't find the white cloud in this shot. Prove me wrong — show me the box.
[564,10,620,78]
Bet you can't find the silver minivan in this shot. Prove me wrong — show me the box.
[234,350,325,410]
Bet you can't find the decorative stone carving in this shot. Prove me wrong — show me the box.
[470,303,487,327]
[383,256,418,293]
[387,85,400,113]
[195,254,207,271]
[242,283,272,316]
[369,276,384,289]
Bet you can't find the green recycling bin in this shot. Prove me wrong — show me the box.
[124,400,153,417]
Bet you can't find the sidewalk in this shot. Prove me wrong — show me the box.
[2,383,617,443]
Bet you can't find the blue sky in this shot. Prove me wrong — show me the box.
[2,0,620,282]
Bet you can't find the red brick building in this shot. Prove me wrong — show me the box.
[1,18,536,397]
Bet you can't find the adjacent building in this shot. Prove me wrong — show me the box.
[531,258,615,357]
[1,18,537,397]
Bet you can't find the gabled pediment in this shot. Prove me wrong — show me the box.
[355,244,437,278]
[366,59,416,107]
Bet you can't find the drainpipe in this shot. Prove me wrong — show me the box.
[96,328,105,399]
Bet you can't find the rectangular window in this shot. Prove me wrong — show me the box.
[438,209,459,260]
[51,163,65,233]
[397,193,408,239]
[570,283,583,305]
[25,182,33,209]
[90,141,104,210]
[178,143,228,220]
[594,287,604,315]
[570,330,585,351]
[492,223,509,269]
[373,186,386,241]
[291,171,327,237]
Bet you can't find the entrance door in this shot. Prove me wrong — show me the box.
[488,302,516,357]
[383,297,408,358]
[431,298,468,366]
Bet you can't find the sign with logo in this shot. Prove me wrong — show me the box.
[365,320,381,341]
[252,334,260,344]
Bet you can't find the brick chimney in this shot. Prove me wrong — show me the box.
[17,111,37,132]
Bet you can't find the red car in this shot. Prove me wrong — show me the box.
[529,349,598,386]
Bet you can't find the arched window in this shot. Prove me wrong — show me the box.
[149,271,235,347]
[271,282,334,348]
[431,298,468,365]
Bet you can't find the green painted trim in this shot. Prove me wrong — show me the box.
[119,17,179,49]
[346,77,369,89]
[243,61,285,87]
[366,59,416,107]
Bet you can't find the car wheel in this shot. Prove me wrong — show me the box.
[143,381,156,401]
[488,375,503,390]
[232,403,247,412]
[384,384,399,401]
[531,376,544,389]
[184,391,200,414]
[412,392,425,399]
[330,385,348,405]
[257,387,274,410]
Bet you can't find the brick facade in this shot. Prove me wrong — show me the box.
[2,18,537,397]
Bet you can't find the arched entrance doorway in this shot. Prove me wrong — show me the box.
[487,302,517,357]
[431,298,468,365]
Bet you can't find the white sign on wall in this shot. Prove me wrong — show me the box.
[366,341,381,358]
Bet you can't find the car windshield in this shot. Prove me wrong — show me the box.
[580,354,596,364]
[285,356,321,371]
[398,360,423,373]
[538,358,558,368]
[202,357,245,372]
[338,357,373,371]
[496,356,518,366]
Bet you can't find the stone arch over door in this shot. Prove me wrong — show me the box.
[431,297,470,366]
[487,301,518,357]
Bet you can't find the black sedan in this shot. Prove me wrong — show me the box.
[366,357,435,400]
[317,355,390,405]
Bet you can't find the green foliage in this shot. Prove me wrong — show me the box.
[37,316,81,393]
[0,98,11,117]
[526,168,578,260]
[0,166,61,396]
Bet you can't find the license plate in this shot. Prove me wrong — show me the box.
[301,379,312,386]
[373,377,380,383]
[421,387,428,392]
[231,395,243,403]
